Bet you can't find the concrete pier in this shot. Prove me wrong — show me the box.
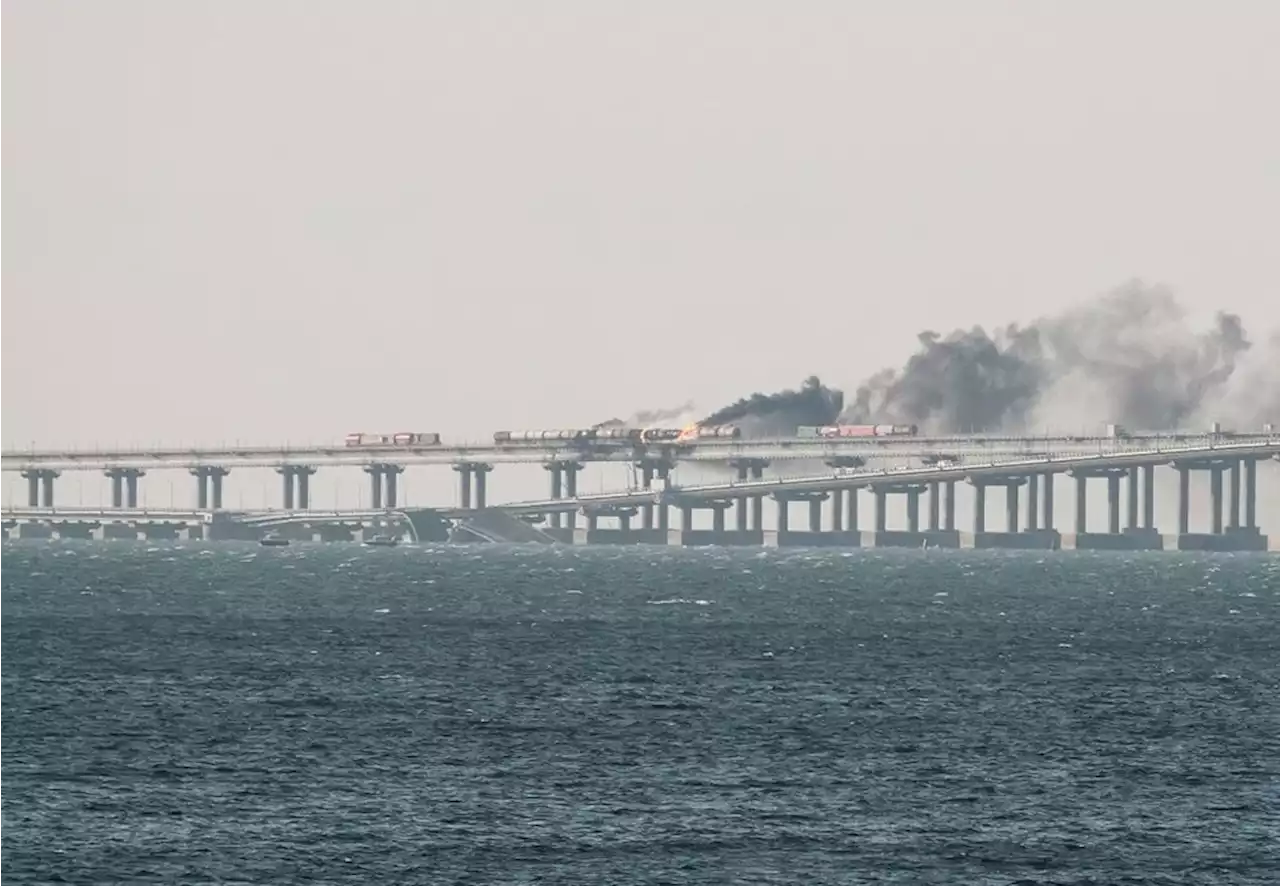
[190,466,230,510]
[279,465,318,510]
[104,468,144,508]
[1167,457,1267,550]
[21,469,60,507]
[361,464,400,509]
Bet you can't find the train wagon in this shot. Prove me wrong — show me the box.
[345,432,441,447]
[494,429,596,444]
[692,425,741,439]
[796,424,919,439]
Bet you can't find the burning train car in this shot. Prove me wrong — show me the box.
[796,424,919,439]
[344,432,442,447]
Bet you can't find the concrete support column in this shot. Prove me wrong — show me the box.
[365,465,383,509]
[1042,474,1055,531]
[830,489,844,532]
[209,468,228,510]
[734,459,751,532]
[874,489,888,534]
[751,464,765,532]
[1177,467,1191,535]
[25,469,61,507]
[619,512,632,532]
[110,473,124,508]
[1227,460,1241,530]
[906,490,920,534]
[296,467,315,510]
[586,512,599,532]
[973,483,986,534]
[712,505,726,533]
[1005,484,1019,533]
[1142,465,1155,530]
[1074,475,1088,535]
[194,471,210,509]
[280,468,296,510]
[1126,467,1139,530]
[846,487,860,533]
[681,505,694,530]
[927,482,940,531]
[473,464,492,510]
[563,463,581,531]
[124,471,141,509]
[545,464,564,529]
[640,465,655,529]
[944,481,956,531]
[1026,475,1039,531]
[1107,474,1121,534]
[383,467,401,508]
[454,464,474,510]
[25,472,40,507]
[808,497,822,532]
[777,497,790,533]
[1244,459,1257,529]
[657,499,670,532]
[1210,465,1224,534]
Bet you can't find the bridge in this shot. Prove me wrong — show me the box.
[5,438,1278,551]
[0,431,1260,471]
[4,431,1275,514]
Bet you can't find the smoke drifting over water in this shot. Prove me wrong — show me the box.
[701,376,843,436]
[838,282,1271,433]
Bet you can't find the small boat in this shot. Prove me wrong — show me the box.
[259,533,290,547]
[364,534,399,548]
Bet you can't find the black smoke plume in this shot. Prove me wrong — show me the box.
[842,281,1264,433]
[702,376,844,435]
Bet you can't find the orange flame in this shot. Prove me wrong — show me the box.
[675,423,700,443]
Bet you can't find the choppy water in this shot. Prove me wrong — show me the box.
[3,542,1279,884]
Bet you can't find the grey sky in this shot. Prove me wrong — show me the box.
[3,2,1279,512]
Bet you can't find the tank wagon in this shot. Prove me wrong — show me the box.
[492,425,741,445]
[797,424,919,439]
[344,432,442,447]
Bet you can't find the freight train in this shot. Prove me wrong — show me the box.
[344,432,442,447]
[797,424,919,439]
[492,425,741,445]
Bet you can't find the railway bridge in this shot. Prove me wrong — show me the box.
[4,438,1278,551]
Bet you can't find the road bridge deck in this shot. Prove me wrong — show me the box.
[3,433,1272,471]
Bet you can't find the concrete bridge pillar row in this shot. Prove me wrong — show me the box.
[545,461,583,530]
[190,466,230,510]
[362,463,400,509]
[453,463,493,510]
[22,469,61,508]
[473,463,492,509]
[278,465,318,510]
[102,468,144,508]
